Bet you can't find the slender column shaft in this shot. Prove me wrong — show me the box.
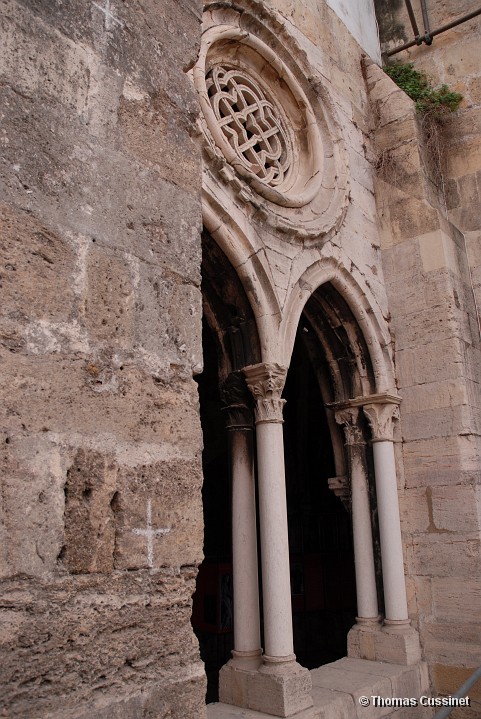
[256,420,294,659]
[243,363,295,661]
[371,440,408,621]
[335,407,378,622]
[221,372,261,661]
[229,427,262,656]
[363,398,409,624]
[351,444,379,620]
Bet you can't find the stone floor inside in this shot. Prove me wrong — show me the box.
[207,657,433,719]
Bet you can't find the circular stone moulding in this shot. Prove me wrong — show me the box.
[194,10,349,241]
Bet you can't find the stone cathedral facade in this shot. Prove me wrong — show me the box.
[0,1,480,718]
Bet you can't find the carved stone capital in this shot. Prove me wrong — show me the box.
[220,372,253,430]
[334,406,365,446]
[363,400,400,442]
[243,363,287,424]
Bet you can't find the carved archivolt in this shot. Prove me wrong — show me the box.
[194,6,349,242]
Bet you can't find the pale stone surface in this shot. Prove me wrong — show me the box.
[422,620,481,666]
[0,0,205,717]
[348,624,422,667]
[248,663,313,717]
[2,0,481,716]
[367,14,481,699]
[211,659,429,719]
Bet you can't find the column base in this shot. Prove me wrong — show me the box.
[348,619,421,665]
[219,655,261,709]
[347,618,381,661]
[219,657,313,717]
[231,648,263,669]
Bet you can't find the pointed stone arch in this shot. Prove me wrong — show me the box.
[203,192,282,361]
[279,258,396,395]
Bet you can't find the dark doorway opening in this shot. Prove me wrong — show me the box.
[284,326,357,668]
[191,231,261,704]
[191,318,232,704]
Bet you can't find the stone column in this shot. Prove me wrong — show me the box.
[220,373,261,667]
[242,363,312,718]
[362,396,421,665]
[335,407,379,625]
[362,397,409,625]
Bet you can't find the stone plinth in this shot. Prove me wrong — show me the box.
[211,657,430,719]
[348,622,421,666]
[220,660,313,718]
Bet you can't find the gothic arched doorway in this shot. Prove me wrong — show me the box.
[191,230,261,703]
[192,233,382,703]
[283,327,357,668]
[282,280,383,668]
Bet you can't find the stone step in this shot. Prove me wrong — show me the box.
[207,658,433,719]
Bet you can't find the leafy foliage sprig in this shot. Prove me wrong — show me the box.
[384,63,462,116]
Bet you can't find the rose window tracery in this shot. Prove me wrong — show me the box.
[206,66,291,187]
[193,9,350,241]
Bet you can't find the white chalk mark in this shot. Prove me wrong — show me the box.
[132,499,170,570]
[92,0,123,30]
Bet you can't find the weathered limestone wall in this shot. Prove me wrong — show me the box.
[0,1,206,718]
[365,56,481,715]
[375,2,481,710]
[375,0,481,354]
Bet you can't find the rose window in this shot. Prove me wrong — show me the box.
[206,66,291,187]
[194,12,349,240]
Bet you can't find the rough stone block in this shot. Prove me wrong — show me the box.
[446,137,481,178]
[387,197,440,243]
[448,172,481,233]
[0,1,92,115]
[422,620,481,665]
[432,578,481,623]
[113,459,203,570]
[84,245,135,346]
[374,626,422,666]
[134,259,202,369]
[62,448,117,574]
[401,405,469,442]
[408,533,481,578]
[409,576,434,620]
[248,662,313,718]
[433,663,481,702]
[0,435,65,578]
[397,338,465,387]
[430,485,480,533]
[403,433,480,488]
[0,571,204,718]
[117,89,201,194]
[382,238,422,281]
[400,380,468,415]
[310,686,356,719]
[0,204,75,324]
[347,623,378,662]
[219,663,251,708]
[399,489,430,534]
[437,35,481,81]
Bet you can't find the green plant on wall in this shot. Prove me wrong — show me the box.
[384,62,462,117]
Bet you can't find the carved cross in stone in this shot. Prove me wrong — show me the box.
[132,499,170,570]
[92,0,123,30]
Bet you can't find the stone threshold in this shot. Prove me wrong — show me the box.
[207,657,432,719]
